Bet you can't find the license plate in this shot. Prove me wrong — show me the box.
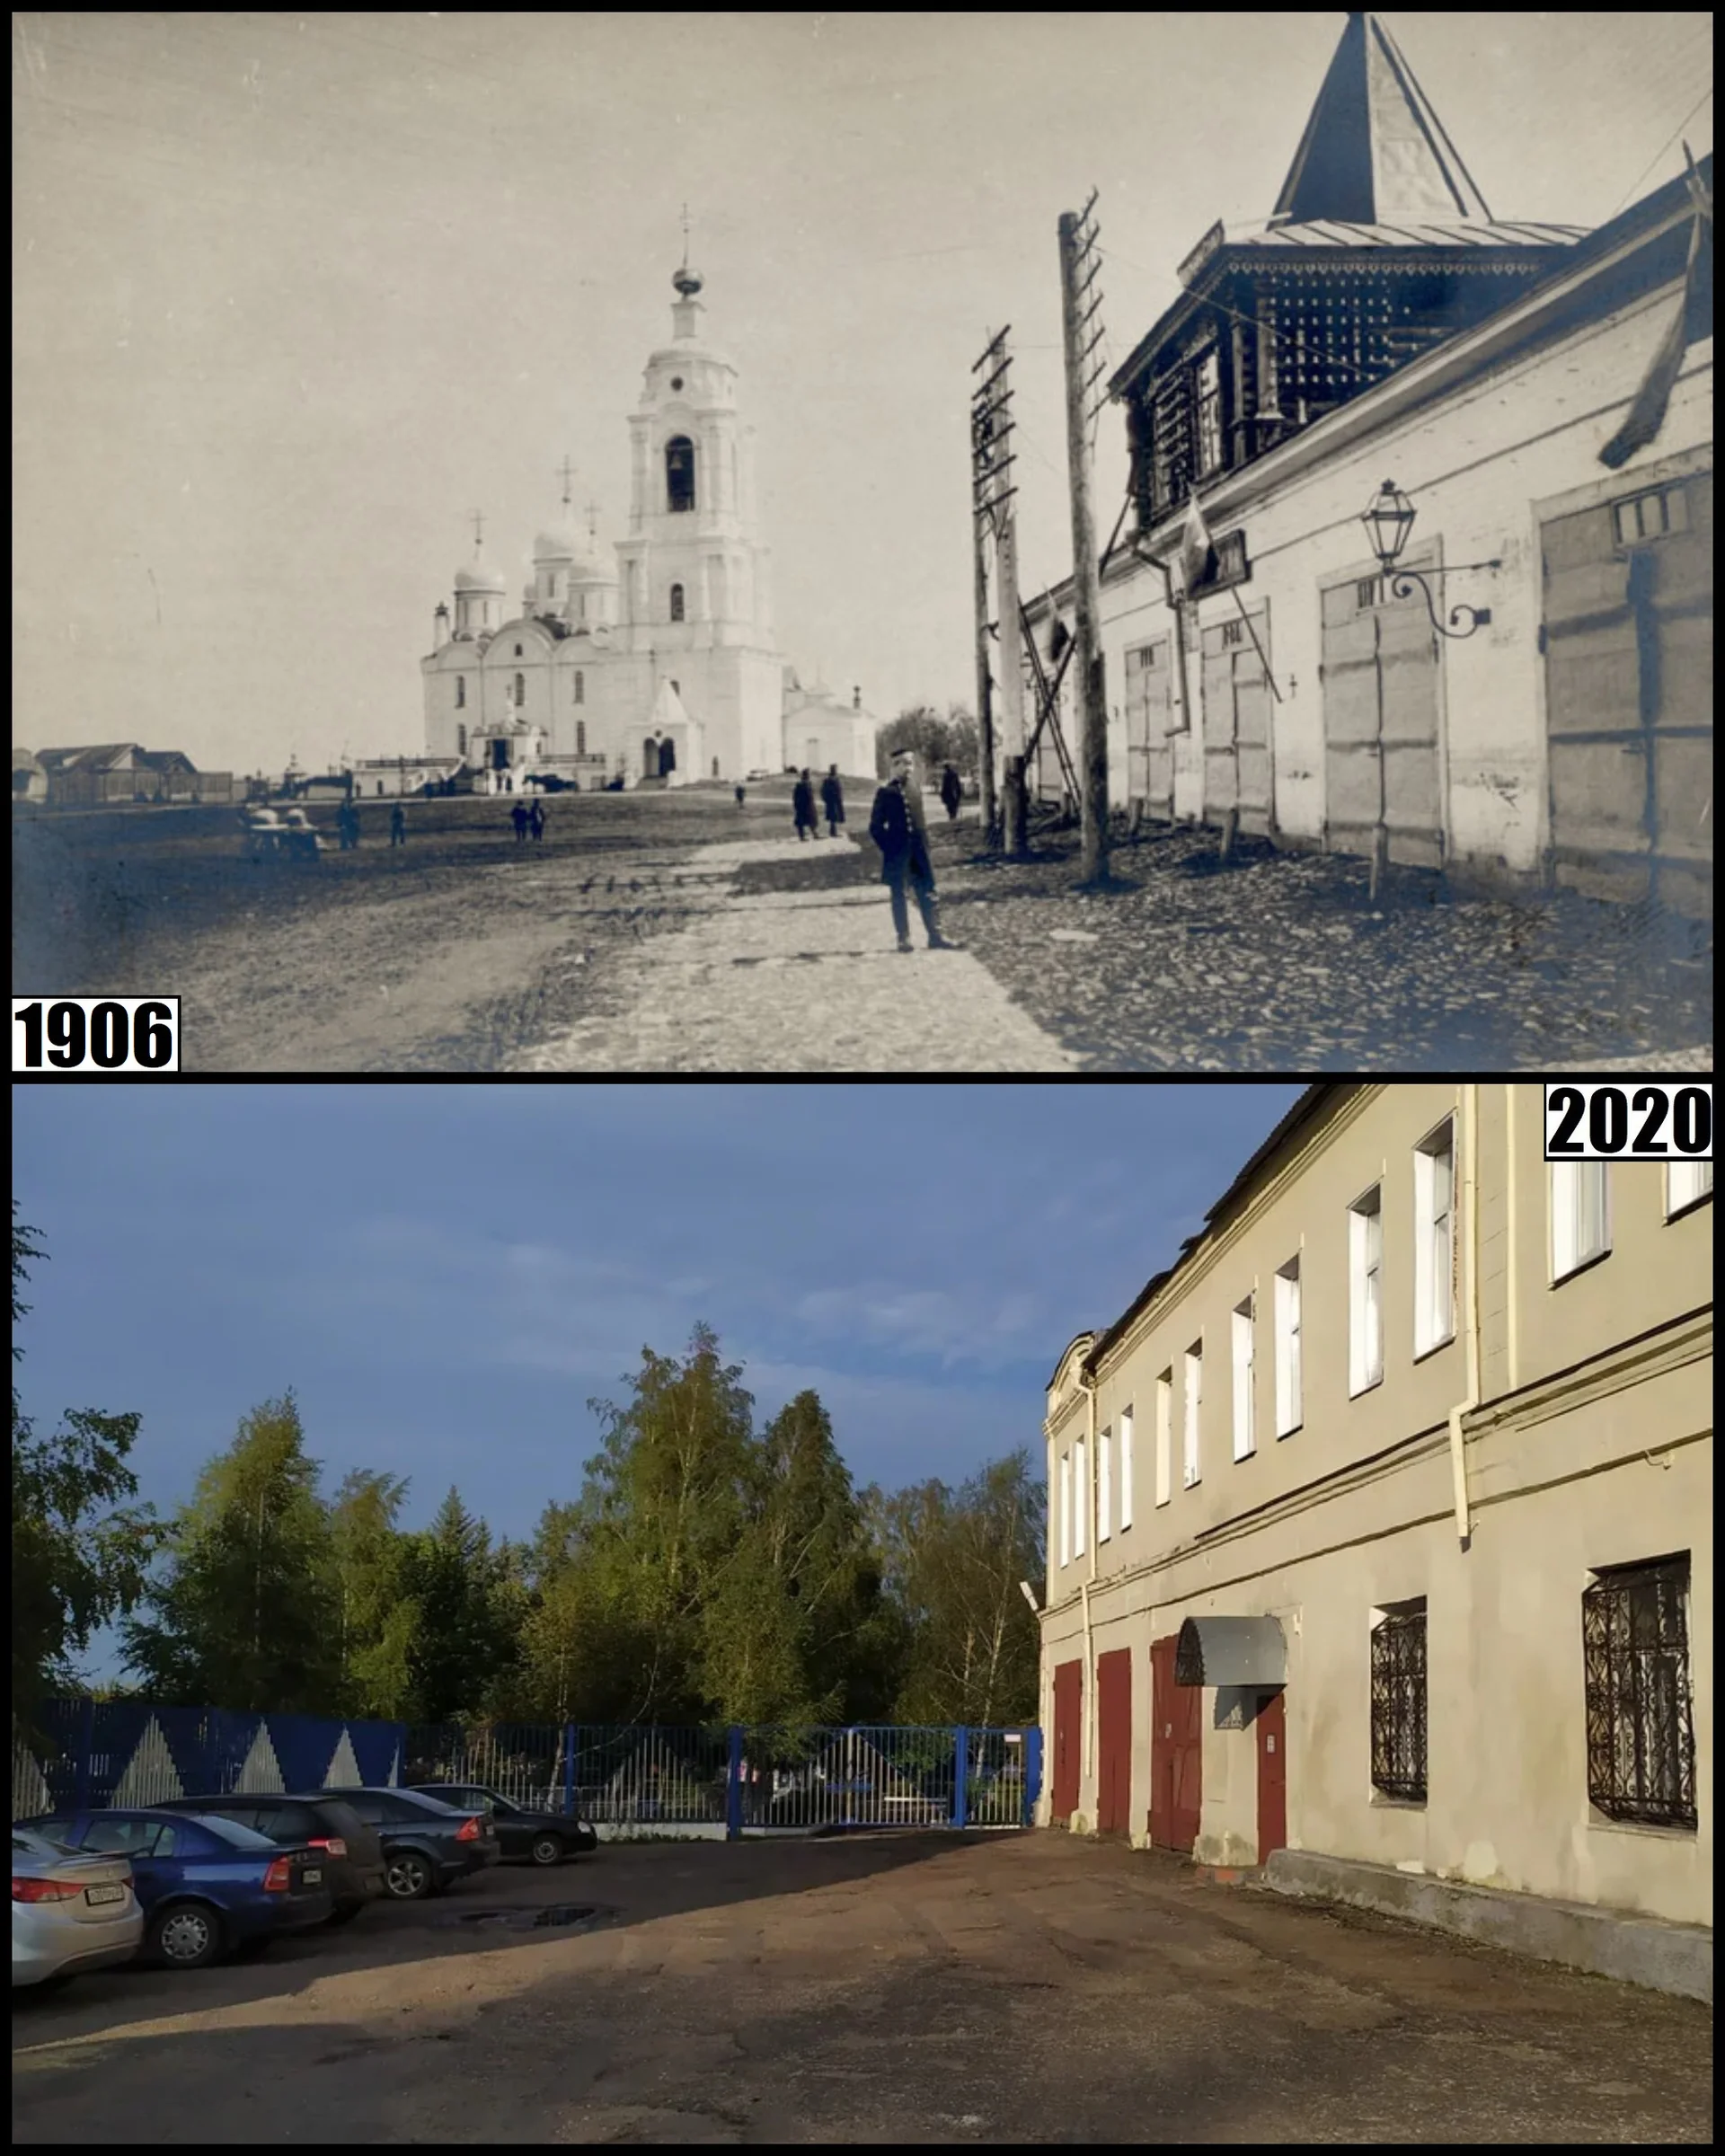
[301,1868,323,1884]
[84,1884,127,1905]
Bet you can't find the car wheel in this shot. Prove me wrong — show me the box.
[147,1902,226,1970]
[385,1851,435,1900]
[529,1833,564,1867]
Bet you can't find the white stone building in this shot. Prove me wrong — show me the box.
[422,266,880,791]
[1022,13,1713,915]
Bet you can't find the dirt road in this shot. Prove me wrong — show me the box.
[12,1834,1709,2144]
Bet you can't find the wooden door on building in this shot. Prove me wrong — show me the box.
[1051,1658,1083,1825]
[1255,1689,1287,1865]
[1124,639,1177,814]
[1321,561,1442,867]
[1541,468,1712,916]
[1149,1633,1201,1852]
[1199,606,1272,832]
[1096,1648,1132,1836]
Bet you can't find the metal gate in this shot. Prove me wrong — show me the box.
[1199,606,1273,833]
[1322,558,1442,867]
[1542,467,1713,915]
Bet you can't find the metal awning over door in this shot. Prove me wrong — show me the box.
[1174,1614,1287,1687]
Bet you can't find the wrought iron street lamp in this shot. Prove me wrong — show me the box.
[1360,479,1501,639]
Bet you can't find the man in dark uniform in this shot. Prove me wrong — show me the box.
[820,764,845,838]
[940,762,962,821]
[869,747,960,953]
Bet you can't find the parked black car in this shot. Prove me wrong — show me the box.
[295,1788,500,1900]
[406,1784,597,1865]
[148,1794,386,1923]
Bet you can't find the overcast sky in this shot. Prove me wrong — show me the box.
[13,13,1711,776]
[14,1080,1304,1678]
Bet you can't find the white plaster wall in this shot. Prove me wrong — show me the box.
[1094,297,1712,873]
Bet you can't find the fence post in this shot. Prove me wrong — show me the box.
[1024,1727,1043,1827]
[953,1726,969,1829]
[564,1724,578,1818]
[75,1695,96,1812]
[726,1727,744,1842]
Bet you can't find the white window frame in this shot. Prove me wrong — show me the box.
[1231,1295,1255,1461]
[1182,1341,1203,1488]
[1349,1183,1384,1396]
[1551,1160,1610,1281]
[1073,1436,1087,1560]
[1058,1452,1072,1568]
[1119,1406,1134,1531]
[1413,1118,1455,1359]
[1098,1425,1112,1542]
[1154,1373,1172,1507]
[1274,1255,1302,1437]
[1667,1159,1714,1218]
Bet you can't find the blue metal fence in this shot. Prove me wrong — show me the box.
[14,1701,1041,1838]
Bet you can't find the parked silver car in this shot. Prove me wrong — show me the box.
[11,1826,144,1988]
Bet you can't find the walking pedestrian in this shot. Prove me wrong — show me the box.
[869,747,960,952]
[940,763,963,822]
[390,800,408,847]
[820,764,845,838]
[530,798,546,842]
[511,799,530,842]
[792,768,818,842]
[734,782,747,808]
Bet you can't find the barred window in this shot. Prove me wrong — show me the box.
[1370,1598,1427,1801]
[1582,1556,1696,1828]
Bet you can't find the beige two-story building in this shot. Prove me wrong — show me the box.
[1040,1082,1712,1995]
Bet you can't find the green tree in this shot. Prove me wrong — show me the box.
[12,1208,160,1723]
[328,1467,415,1719]
[869,1447,1044,1726]
[120,1393,342,1711]
[394,1487,525,1724]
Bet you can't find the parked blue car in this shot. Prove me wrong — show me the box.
[19,1809,333,1971]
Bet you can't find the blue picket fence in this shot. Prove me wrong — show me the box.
[14,1701,1042,1838]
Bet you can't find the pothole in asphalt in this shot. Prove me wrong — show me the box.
[439,1902,608,1932]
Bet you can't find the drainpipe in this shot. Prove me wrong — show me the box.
[1446,1082,1481,1545]
[1078,1365,1099,1805]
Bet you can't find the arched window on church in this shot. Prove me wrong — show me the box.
[456,676,466,709]
[666,435,696,513]
[514,671,526,707]
[669,584,686,623]
[577,721,587,755]
[573,670,584,705]
[457,723,467,755]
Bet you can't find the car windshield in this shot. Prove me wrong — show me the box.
[185,1813,282,1851]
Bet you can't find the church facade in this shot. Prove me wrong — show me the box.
[421,266,878,790]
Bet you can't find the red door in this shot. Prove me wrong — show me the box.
[1096,1648,1132,1836]
[1150,1633,1202,1851]
[1256,1689,1287,1864]
[1051,1659,1083,1824]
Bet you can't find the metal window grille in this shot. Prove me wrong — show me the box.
[1356,577,1380,611]
[1369,1602,1427,1800]
[1223,619,1243,648]
[1582,1559,1696,1828]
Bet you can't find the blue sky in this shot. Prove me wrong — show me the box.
[13,1082,1302,1676]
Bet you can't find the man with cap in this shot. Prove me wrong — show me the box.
[869,747,960,953]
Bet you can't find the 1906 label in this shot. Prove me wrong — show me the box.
[1544,1082,1712,1162]
[13,997,181,1074]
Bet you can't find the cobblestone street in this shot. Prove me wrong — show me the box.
[515,835,1077,1073]
[514,812,1711,1074]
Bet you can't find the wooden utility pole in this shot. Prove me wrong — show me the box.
[970,328,1010,844]
[1057,196,1110,882]
[995,345,1029,857]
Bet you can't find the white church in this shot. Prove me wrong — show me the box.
[420,262,879,791]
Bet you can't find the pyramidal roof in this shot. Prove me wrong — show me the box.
[1270,12,1491,226]
[648,676,691,730]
